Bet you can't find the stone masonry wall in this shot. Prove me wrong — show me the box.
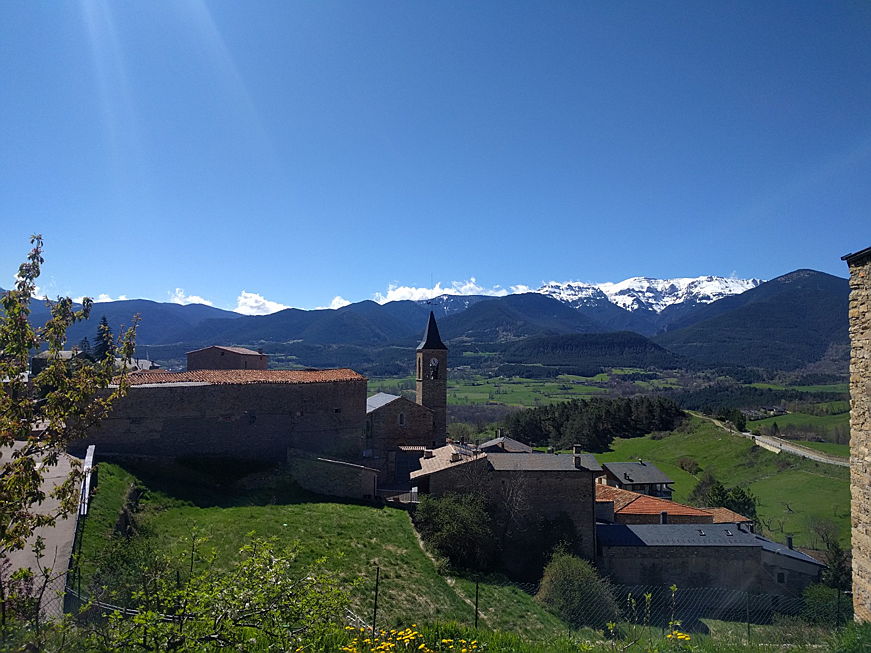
[75,380,367,462]
[287,454,378,500]
[426,462,597,560]
[846,250,871,622]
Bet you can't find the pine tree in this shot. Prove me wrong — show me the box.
[92,315,114,362]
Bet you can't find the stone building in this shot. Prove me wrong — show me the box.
[364,311,449,484]
[187,345,268,371]
[597,523,823,597]
[842,245,871,622]
[416,312,448,441]
[598,461,675,499]
[74,313,453,500]
[409,443,601,560]
[76,369,367,462]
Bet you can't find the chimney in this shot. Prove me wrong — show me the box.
[574,455,583,470]
[660,511,668,524]
[496,427,504,438]
[787,535,794,550]
[624,472,630,480]
[423,449,434,459]
[572,444,583,455]
[450,452,461,463]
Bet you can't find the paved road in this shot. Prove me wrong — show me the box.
[689,412,850,468]
[3,452,80,617]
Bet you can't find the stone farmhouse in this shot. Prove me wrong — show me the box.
[843,244,871,623]
[408,441,601,560]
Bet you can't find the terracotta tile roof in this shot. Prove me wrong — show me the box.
[596,485,642,511]
[125,369,365,386]
[185,345,264,356]
[410,443,482,479]
[596,485,711,518]
[704,507,752,523]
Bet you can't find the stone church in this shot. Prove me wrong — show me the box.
[74,312,450,497]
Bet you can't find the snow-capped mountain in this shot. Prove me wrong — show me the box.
[536,276,763,313]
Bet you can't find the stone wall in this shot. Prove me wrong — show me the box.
[598,544,818,598]
[74,379,367,462]
[599,545,762,589]
[845,248,871,622]
[287,453,378,500]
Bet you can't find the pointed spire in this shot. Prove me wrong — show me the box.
[417,311,447,350]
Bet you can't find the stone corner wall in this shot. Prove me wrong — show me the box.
[846,251,871,623]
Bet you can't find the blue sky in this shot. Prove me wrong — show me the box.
[2,1,870,313]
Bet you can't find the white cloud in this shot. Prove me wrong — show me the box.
[168,288,214,306]
[94,293,129,303]
[234,290,291,316]
[372,278,509,304]
[328,295,351,309]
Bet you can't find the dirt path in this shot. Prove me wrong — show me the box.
[407,513,491,627]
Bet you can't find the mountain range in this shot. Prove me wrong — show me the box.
[7,271,850,374]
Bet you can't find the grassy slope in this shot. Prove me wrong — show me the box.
[748,411,850,432]
[795,441,850,457]
[596,417,850,549]
[82,463,567,637]
[75,463,138,581]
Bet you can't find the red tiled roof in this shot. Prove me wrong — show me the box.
[186,345,265,356]
[704,507,752,523]
[596,485,711,517]
[125,369,365,386]
[596,485,643,511]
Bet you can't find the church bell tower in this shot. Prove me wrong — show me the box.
[416,311,448,443]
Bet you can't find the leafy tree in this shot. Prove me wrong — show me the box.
[535,550,618,629]
[414,492,498,571]
[92,315,115,362]
[72,535,349,652]
[687,473,758,520]
[0,236,137,559]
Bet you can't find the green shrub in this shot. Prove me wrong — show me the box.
[535,551,618,629]
[414,492,498,571]
[801,583,852,625]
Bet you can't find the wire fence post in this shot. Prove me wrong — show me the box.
[474,581,479,629]
[371,566,380,638]
[745,590,751,643]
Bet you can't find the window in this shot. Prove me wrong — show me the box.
[334,408,342,414]
[777,572,786,584]
[398,412,406,426]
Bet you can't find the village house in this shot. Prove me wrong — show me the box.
[596,522,823,599]
[595,484,714,525]
[597,461,674,499]
[409,443,601,560]
[186,345,268,370]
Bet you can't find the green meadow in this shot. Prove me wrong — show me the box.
[596,417,850,549]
